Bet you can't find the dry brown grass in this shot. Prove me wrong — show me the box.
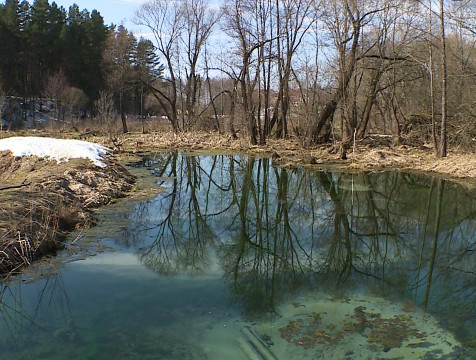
[3,128,476,181]
[76,130,476,183]
[0,190,81,274]
[0,150,136,276]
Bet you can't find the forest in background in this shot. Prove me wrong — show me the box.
[0,0,475,158]
[0,0,162,133]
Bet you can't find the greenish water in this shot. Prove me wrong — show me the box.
[1,152,475,359]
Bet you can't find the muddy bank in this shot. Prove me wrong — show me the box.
[0,150,135,275]
[82,131,476,183]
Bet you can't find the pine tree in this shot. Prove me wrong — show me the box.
[134,38,163,130]
[135,38,163,84]
[82,10,108,102]
[60,4,87,93]
[0,0,30,95]
[27,0,51,96]
[103,25,138,133]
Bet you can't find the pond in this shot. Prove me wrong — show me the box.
[1,152,475,359]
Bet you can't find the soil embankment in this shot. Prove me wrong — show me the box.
[86,131,476,183]
[0,150,135,275]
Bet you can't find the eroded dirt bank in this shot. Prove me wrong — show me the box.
[0,150,135,275]
[85,131,476,183]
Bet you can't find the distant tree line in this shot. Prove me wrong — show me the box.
[0,0,107,103]
[0,0,162,132]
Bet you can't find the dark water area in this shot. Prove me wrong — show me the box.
[1,152,475,359]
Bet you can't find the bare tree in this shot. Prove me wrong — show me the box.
[136,0,220,132]
[61,87,88,128]
[103,26,137,134]
[135,0,184,132]
[94,90,115,130]
[181,0,221,129]
[0,82,5,136]
[43,70,68,124]
[270,0,315,139]
[222,0,280,145]
[438,0,448,157]
[308,0,365,145]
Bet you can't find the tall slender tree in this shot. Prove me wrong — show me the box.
[103,25,137,133]
[438,0,448,157]
[135,38,164,131]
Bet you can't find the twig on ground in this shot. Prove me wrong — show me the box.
[0,180,31,191]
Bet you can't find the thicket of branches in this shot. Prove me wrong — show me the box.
[1,0,476,156]
[135,0,476,157]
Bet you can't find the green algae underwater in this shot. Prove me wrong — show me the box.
[0,152,475,359]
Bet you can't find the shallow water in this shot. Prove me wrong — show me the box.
[1,152,475,359]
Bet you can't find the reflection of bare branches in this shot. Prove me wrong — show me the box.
[414,178,436,292]
[0,273,72,349]
[220,158,315,315]
[124,152,476,332]
[134,153,225,275]
[317,172,354,283]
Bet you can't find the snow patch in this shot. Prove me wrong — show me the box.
[0,136,110,168]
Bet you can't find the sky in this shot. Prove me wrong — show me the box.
[52,0,224,39]
[53,0,148,35]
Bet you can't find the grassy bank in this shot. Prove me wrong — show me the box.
[0,150,135,276]
[75,130,476,184]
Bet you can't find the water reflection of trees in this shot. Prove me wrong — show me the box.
[0,274,74,352]
[132,153,476,338]
[126,153,227,275]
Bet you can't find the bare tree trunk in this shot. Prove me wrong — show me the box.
[416,177,435,299]
[120,91,128,133]
[439,0,448,157]
[309,85,346,144]
[204,47,222,133]
[141,87,145,134]
[309,1,361,145]
[0,86,4,137]
[429,1,438,156]
[358,65,382,138]
[229,85,238,139]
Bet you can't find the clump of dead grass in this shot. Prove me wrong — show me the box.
[0,151,136,277]
[0,191,80,274]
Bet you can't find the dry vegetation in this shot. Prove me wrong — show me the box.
[78,130,476,182]
[0,150,135,276]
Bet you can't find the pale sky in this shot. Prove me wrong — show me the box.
[53,0,147,34]
[52,0,223,38]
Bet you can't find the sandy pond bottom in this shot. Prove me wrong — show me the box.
[0,249,465,360]
[247,295,461,360]
[196,294,463,360]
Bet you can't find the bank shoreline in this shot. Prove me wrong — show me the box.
[82,131,476,184]
[0,149,136,276]
[1,130,475,276]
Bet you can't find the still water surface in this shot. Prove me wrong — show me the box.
[1,152,475,359]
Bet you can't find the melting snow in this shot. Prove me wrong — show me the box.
[0,136,110,168]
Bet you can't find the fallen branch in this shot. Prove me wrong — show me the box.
[0,180,31,191]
